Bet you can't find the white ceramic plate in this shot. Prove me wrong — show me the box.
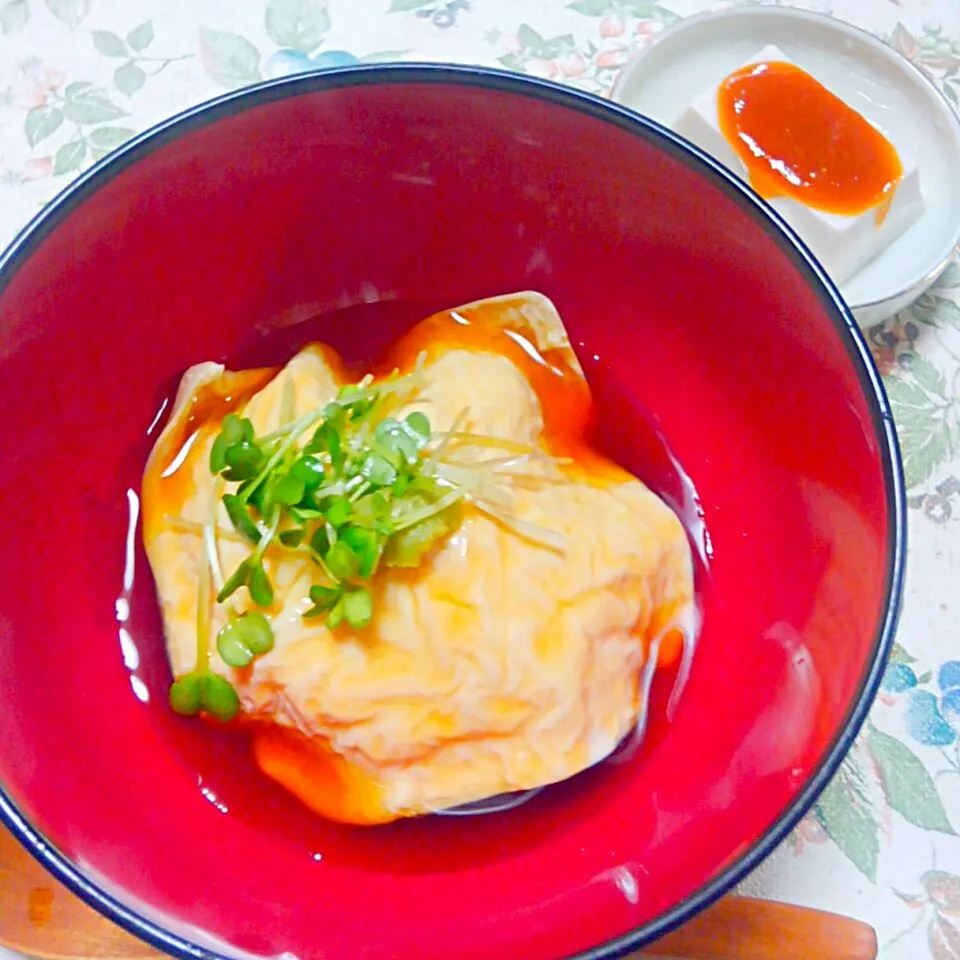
[610,7,960,328]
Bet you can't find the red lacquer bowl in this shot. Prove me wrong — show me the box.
[0,66,904,960]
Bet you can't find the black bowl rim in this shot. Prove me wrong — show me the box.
[0,62,906,960]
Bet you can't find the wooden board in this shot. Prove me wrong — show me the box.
[0,822,877,960]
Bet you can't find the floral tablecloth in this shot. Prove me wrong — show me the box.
[1,0,959,957]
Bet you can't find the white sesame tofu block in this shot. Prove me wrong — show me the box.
[672,44,926,285]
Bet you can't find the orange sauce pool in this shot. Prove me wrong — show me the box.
[716,61,903,221]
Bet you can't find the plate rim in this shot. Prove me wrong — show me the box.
[609,5,960,317]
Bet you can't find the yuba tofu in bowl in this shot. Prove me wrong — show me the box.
[0,66,904,960]
[144,291,697,826]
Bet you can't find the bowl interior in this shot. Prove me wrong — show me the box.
[0,69,899,960]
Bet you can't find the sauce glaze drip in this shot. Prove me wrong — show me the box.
[716,61,903,222]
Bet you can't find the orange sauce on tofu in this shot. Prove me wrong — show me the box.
[141,367,275,541]
[716,61,903,223]
[381,297,624,483]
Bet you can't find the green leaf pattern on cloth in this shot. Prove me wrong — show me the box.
[868,726,955,835]
[816,757,881,882]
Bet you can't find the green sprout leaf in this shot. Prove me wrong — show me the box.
[352,491,390,527]
[223,439,263,481]
[326,597,345,630]
[337,383,374,415]
[272,471,306,506]
[339,524,381,578]
[360,451,398,486]
[288,506,323,523]
[218,558,251,602]
[375,418,419,464]
[304,583,341,618]
[210,432,229,473]
[323,399,346,424]
[324,496,352,528]
[309,526,330,558]
[308,417,345,473]
[343,587,373,629]
[216,611,274,667]
[385,502,461,568]
[289,454,324,491]
[217,621,254,667]
[222,413,252,443]
[223,494,260,543]
[325,540,360,580]
[248,560,274,607]
[202,674,241,722]
[171,672,241,723]
[403,411,431,446]
[344,399,374,419]
[236,610,274,655]
[310,584,341,607]
[169,674,204,716]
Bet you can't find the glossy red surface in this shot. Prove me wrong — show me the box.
[0,70,899,960]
